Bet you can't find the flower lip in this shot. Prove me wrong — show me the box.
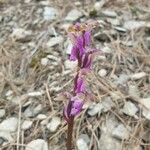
[63,96,84,122]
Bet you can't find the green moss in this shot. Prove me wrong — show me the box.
[89,9,97,17]
[29,51,47,68]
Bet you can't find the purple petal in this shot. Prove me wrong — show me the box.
[84,31,91,46]
[74,75,85,94]
[76,36,85,56]
[70,46,78,61]
[70,98,83,116]
[81,53,92,69]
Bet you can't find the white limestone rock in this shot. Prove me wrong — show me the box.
[25,139,48,150]
[122,101,138,118]
[46,36,63,47]
[21,120,33,130]
[43,7,59,21]
[0,117,18,132]
[112,124,131,140]
[0,109,5,118]
[65,9,82,21]
[46,117,61,132]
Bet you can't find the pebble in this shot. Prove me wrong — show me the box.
[76,134,90,150]
[24,107,34,118]
[5,90,13,97]
[65,9,82,21]
[46,36,63,48]
[99,116,121,150]
[107,18,120,26]
[21,120,33,130]
[102,97,114,112]
[0,131,13,142]
[41,58,49,66]
[114,26,127,32]
[33,104,43,116]
[128,85,140,98]
[36,114,47,120]
[64,60,77,70]
[25,139,48,150]
[11,28,32,42]
[64,39,73,55]
[130,72,146,80]
[124,20,146,30]
[43,7,59,21]
[88,97,114,116]
[142,107,150,120]
[112,124,130,140]
[115,74,129,85]
[94,0,107,11]
[122,101,138,117]
[87,103,103,116]
[0,117,18,132]
[98,69,107,77]
[46,117,61,132]
[140,97,150,109]
[102,10,117,17]
[0,109,5,118]
[27,91,43,97]
[99,132,121,150]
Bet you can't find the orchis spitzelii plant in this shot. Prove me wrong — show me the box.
[63,20,100,150]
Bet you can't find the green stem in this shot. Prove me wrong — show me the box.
[67,117,74,150]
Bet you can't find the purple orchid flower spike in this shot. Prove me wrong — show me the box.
[64,20,101,150]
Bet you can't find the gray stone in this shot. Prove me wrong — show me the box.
[115,74,129,85]
[124,20,146,30]
[88,98,114,116]
[65,9,82,21]
[94,1,108,11]
[24,107,34,118]
[99,116,121,150]
[0,131,13,142]
[140,97,150,109]
[25,139,48,150]
[46,36,63,47]
[99,133,121,150]
[98,69,107,77]
[46,117,61,132]
[43,7,59,21]
[64,39,73,55]
[36,114,47,120]
[11,28,32,42]
[76,134,90,150]
[102,10,117,17]
[142,107,150,120]
[64,60,77,70]
[87,103,103,116]
[122,101,138,117]
[107,18,120,26]
[0,109,5,118]
[41,58,49,66]
[0,117,18,132]
[130,72,146,80]
[33,104,43,116]
[114,26,127,32]
[101,97,114,112]
[128,85,140,98]
[21,120,33,130]
[27,91,44,97]
[112,124,131,140]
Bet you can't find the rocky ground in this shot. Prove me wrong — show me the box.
[0,0,150,150]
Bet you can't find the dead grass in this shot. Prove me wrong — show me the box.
[0,0,149,150]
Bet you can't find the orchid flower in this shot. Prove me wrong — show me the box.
[64,20,100,150]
